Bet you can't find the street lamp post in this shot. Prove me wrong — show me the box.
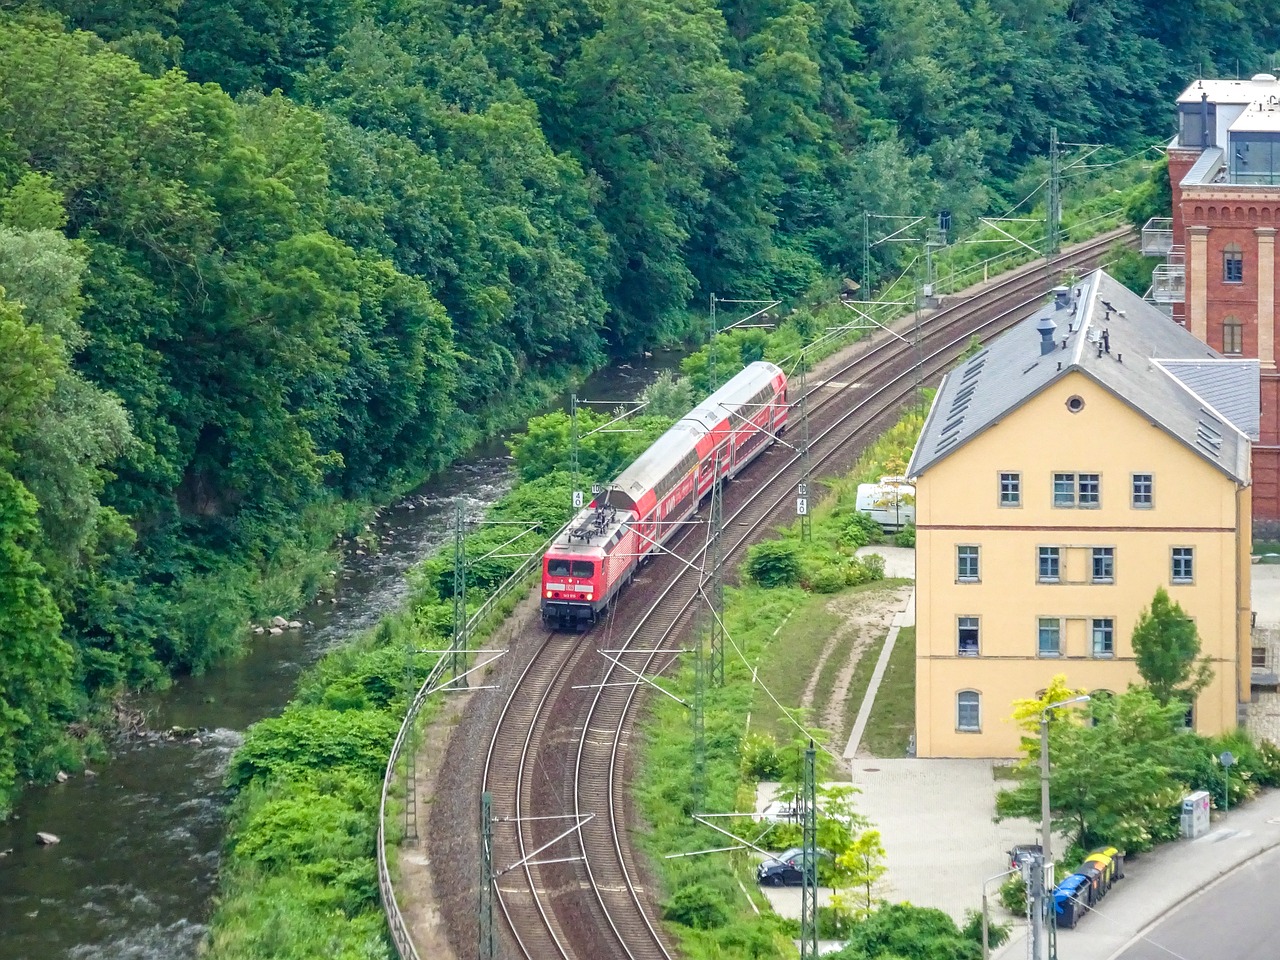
[982,867,1018,960]
[1038,694,1090,960]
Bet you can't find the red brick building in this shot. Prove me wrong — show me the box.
[1156,75,1279,524]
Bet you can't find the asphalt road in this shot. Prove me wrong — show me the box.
[1114,843,1280,960]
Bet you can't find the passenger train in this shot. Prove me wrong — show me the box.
[541,361,788,628]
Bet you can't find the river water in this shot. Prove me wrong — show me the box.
[0,355,681,960]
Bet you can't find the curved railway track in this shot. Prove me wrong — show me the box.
[478,229,1132,960]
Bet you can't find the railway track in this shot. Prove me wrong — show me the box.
[478,229,1133,960]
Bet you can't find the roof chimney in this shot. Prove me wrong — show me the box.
[1037,315,1058,356]
[1052,286,1071,309]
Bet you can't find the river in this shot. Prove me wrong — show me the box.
[0,354,682,960]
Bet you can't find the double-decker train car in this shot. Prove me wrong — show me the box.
[541,361,788,628]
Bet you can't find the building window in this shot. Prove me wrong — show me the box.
[1078,473,1100,507]
[958,617,980,656]
[1038,546,1061,582]
[1172,547,1194,583]
[1223,243,1244,284]
[1092,547,1115,583]
[957,545,980,582]
[1092,618,1115,657]
[1223,318,1243,355]
[999,472,1021,506]
[957,690,981,732]
[1038,618,1062,657]
[1253,646,1268,668]
[1132,473,1153,508]
[1053,473,1075,507]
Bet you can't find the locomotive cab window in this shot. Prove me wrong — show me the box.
[547,559,571,577]
[570,560,596,578]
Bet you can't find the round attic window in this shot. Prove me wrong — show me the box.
[1066,395,1085,413]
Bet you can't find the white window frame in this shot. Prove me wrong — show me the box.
[1038,546,1061,583]
[1037,617,1062,658]
[1131,473,1154,509]
[957,690,981,732]
[1091,618,1115,658]
[1091,546,1115,583]
[957,545,980,582]
[1078,472,1101,508]
[958,616,980,656]
[1171,546,1194,584]
[999,471,1021,507]
[1052,472,1076,507]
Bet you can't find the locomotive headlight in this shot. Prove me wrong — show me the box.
[545,590,552,598]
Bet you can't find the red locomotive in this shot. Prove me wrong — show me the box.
[541,361,788,628]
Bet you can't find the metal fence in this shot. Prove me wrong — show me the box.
[377,528,561,960]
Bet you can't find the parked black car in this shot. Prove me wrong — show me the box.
[756,847,829,886]
[1008,843,1043,871]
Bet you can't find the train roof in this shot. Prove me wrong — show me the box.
[548,502,630,553]
[606,361,784,511]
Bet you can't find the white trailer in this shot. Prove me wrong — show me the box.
[854,476,915,532]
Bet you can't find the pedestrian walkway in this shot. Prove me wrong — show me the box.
[994,787,1280,960]
[843,546,914,760]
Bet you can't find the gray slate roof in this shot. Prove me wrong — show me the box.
[908,270,1257,484]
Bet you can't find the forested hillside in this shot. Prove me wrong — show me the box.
[0,0,1276,811]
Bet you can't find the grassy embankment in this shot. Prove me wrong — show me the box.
[200,157,1156,956]
[634,403,928,958]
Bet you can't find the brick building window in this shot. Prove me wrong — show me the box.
[1223,243,1243,283]
[1223,317,1243,355]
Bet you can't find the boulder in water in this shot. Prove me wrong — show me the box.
[35,832,59,845]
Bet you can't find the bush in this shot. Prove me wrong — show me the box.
[746,539,803,588]
[998,874,1026,915]
[663,882,731,929]
[740,733,783,780]
[811,564,848,594]
[847,553,885,586]
[894,523,916,548]
[839,512,883,549]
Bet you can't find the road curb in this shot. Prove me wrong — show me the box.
[1101,830,1280,960]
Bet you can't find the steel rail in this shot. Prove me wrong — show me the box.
[482,630,578,960]
[563,229,1133,960]
[382,226,1133,960]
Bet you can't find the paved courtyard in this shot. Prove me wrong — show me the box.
[848,759,1042,921]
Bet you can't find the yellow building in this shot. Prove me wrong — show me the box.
[908,270,1258,757]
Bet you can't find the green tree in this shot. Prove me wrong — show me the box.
[997,686,1187,852]
[828,901,981,960]
[832,828,889,919]
[0,466,73,816]
[1132,587,1214,707]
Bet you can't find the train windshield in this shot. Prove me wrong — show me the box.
[571,561,595,578]
[547,558,571,577]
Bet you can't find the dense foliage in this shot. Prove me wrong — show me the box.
[996,680,1280,855]
[0,0,1276,810]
